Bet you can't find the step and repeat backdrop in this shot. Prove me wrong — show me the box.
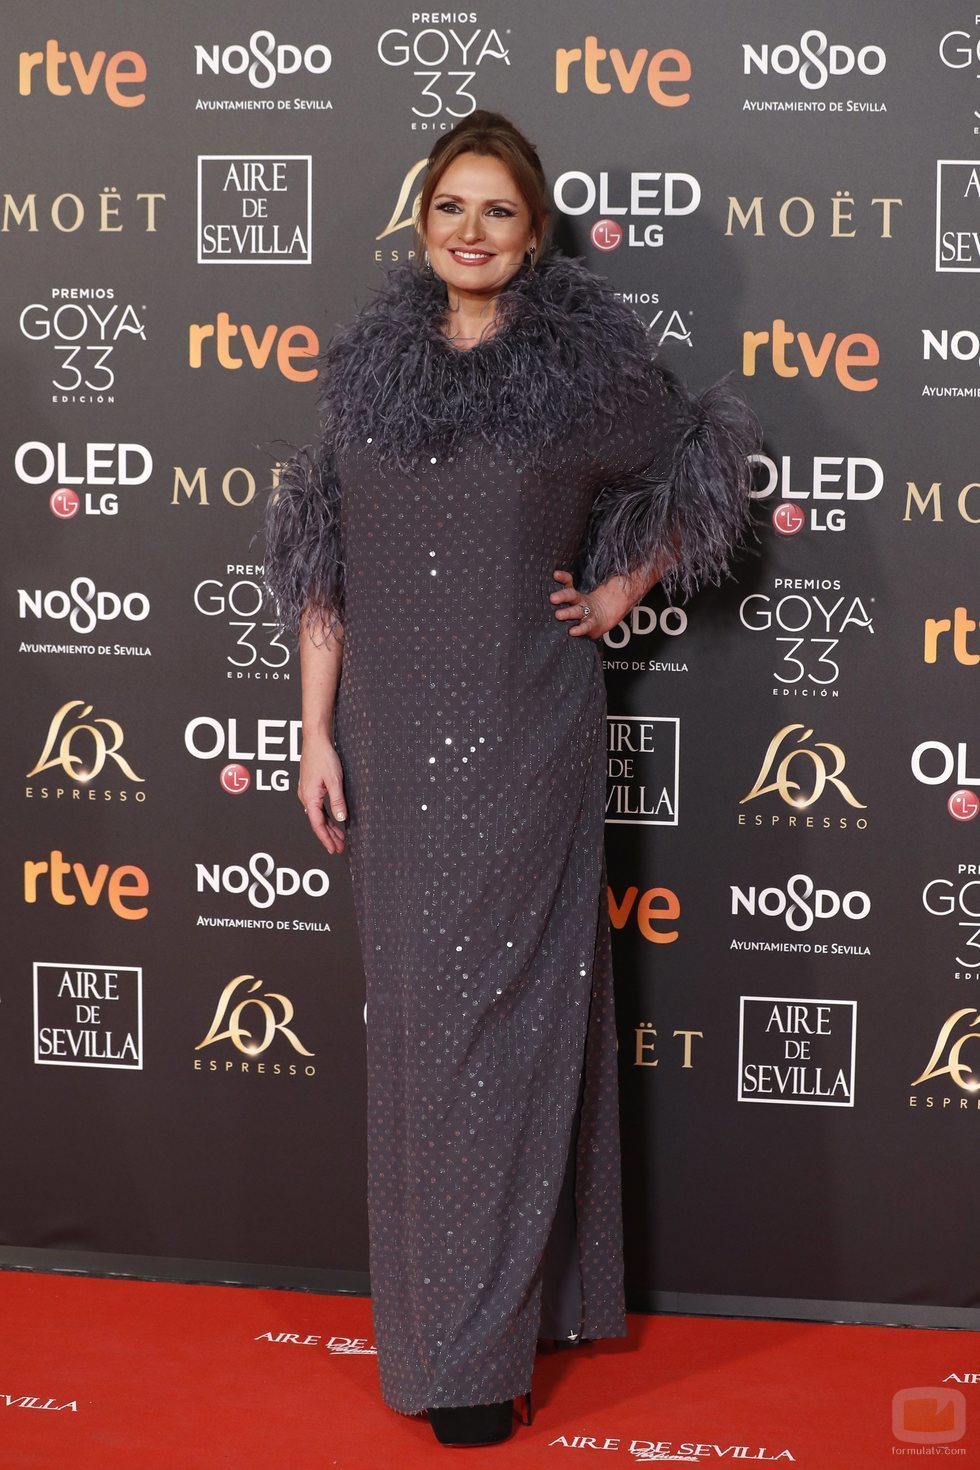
[3,1,979,1328]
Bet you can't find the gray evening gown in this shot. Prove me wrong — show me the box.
[262,252,762,1415]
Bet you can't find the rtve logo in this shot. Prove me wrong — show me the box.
[24,850,149,920]
[18,40,146,106]
[555,37,691,105]
[608,885,680,944]
[189,316,318,381]
[743,321,879,390]
[924,607,980,665]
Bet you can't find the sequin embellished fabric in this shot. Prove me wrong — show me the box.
[262,254,761,1415]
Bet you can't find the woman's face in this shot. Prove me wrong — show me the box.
[423,151,536,294]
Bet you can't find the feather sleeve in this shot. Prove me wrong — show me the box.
[575,361,764,605]
[261,431,345,645]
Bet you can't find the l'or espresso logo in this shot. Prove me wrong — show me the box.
[911,1008,980,1106]
[922,866,980,980]
[738,997,857,1106]
[739,577,874,696]
[605,715,679,826]
[34,963,142,1069]
[194,974,316,1077]
[24,851,149,919]
[738,723,869,830]
[26,700,146,803]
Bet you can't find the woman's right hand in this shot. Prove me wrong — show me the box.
[298,729,348,854]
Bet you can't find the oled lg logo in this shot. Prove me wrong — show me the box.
[184,717,301,793]
[17,441,152,518]
[751,453,882,537]
[911,740,980,822]
[554,170,700,251]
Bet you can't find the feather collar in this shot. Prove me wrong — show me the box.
[313,251,660,473]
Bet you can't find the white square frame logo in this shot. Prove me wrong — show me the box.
[33,962,144,1070]
[605,713,680,827]
[935,160,980,272]
[197,155,313,265]
[737,994,857,1107]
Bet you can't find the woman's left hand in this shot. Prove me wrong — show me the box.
[550,569,630,640]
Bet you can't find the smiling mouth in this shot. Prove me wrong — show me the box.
[448,248,495,262]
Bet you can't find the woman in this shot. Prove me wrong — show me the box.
[263,110,762,1447]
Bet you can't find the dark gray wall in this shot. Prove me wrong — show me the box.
[3,1,979,1328]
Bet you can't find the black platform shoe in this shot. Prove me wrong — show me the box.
[428,1390,532,1446]
[538,1329,589,1351]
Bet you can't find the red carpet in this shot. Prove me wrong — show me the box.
[0,1268,972,1467]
